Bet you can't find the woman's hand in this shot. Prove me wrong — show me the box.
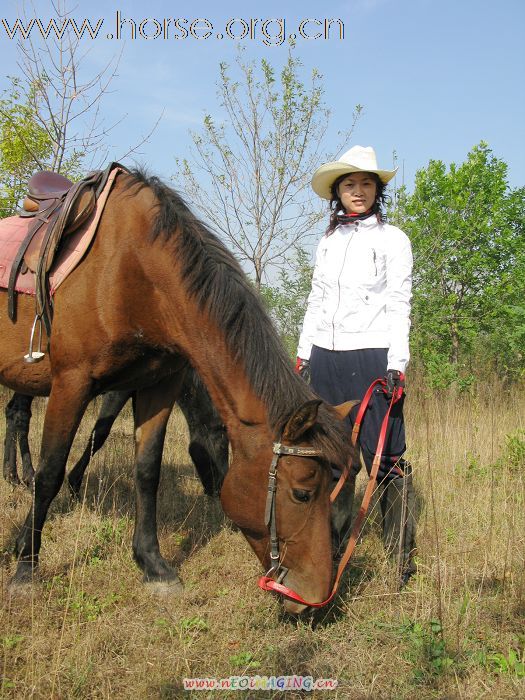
[295,357,311,383]
[385,369,405,399]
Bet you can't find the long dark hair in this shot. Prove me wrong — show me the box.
[326,172,388,235]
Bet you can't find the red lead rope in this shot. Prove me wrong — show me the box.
[258,378,403,607]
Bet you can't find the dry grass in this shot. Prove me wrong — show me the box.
[1,382,524,699]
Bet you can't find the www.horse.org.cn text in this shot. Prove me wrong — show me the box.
[1,14,345,46]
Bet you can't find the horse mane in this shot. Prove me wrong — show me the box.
[125,169,354,467]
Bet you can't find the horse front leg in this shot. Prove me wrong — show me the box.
[178,372,229,497]
[3,394,34,487]
[11,376,90,585]
[132,380,181,589]
[68,390,132,499]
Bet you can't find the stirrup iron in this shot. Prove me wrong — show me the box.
[24,314,45,363]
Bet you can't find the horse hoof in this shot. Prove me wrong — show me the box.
[67,482,82,502]
[145,579,184,597]
[7,577,36,598]
[3,472,21,487]
[21,473,35,488]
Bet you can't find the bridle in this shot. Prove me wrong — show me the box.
[258,378,404,608]
[263,442,322,585]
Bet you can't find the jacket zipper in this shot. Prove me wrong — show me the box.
[372,248,377,276]
[331,236,352,349]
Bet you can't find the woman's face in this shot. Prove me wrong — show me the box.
[337,171,377,214]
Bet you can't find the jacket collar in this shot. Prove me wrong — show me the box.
[338,214,382,230]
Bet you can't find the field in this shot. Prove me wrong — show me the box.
[1,382,524,699]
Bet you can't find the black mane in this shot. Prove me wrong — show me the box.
[126,169,354,466]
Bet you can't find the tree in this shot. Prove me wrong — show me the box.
[480,184,525,379]
[0,78,53,217]
[175,48,361,288]
[394,142,525,383]
[260,247,313,357]
[10,0,125,178]
[0,0,161,219]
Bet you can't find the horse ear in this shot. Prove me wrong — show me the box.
[331,400,360,420]
[282,399,322,441]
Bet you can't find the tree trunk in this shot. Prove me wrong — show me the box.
[450,319,459,364]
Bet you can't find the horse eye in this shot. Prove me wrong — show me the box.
[292,489,311,503]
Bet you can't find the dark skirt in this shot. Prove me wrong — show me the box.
[310,346,406,476]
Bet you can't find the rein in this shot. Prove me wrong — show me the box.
[258,377,403,607]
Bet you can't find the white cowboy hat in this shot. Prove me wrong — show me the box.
[311,145,398,200]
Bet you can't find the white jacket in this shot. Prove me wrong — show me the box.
[297,216,412,373]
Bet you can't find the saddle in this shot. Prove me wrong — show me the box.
[8,163,124,335]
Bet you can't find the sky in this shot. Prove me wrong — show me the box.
[0,0,524,194]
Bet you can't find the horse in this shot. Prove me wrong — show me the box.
[0,168,355,613]
[3,373,228,498]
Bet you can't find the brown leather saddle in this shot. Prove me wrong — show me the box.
[8,162,125,334]
[20,172,96,271]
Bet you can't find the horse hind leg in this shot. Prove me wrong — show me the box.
[67,390,132,499]
[3,394,34,487]
[132,379,182,592]
[3,419,19,485]
[18,409,35,487]
[11,375,90,586]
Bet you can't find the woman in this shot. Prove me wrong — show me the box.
[296,145,416,584]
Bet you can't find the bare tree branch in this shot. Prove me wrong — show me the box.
[11,0,161,176]
[174,50,361,287]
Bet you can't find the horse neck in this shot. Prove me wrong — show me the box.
[146,253,272,447]
[107,191,282,451]
[187,325,271,451]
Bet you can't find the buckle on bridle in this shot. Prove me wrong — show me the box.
[265,563,288,583]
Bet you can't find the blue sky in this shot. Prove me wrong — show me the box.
[0,0,524,192]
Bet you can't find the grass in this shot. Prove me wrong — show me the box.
[1,380,524,699]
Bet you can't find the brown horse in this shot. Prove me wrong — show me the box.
[0,169,354,613]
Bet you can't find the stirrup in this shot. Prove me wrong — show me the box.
[24,314,45,363]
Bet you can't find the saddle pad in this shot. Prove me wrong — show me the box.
[0,166,122,298]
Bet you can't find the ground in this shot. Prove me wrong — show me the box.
[1,383,524,699]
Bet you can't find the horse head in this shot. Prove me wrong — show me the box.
[221,398,356,614]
